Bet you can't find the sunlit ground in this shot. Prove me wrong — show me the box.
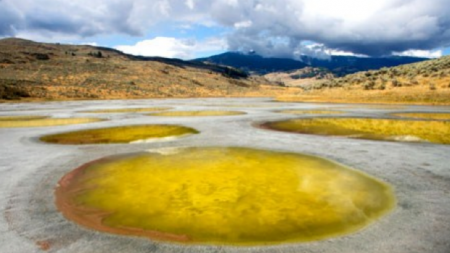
[56,147,395,245]
[261,118,450,144]
[391,112,450,120]
[40,125,199,144]
[148,111,245,117]
[277,110,343,115]
[81,107,172,113]
[0,117,103,128]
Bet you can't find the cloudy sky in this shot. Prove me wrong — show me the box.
[1,0,450,60]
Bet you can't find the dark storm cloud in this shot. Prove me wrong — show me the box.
[217,0,450,57]
[1,0,449,57]
[318,0,450,56]
[0,1,21,36]
[0,0,144,38]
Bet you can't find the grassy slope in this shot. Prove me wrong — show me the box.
[264,67,334,87]
[0,38,292,101]
[277,56,450,105]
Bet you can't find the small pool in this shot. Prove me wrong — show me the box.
[260,117,450,144]
[40,125,199,144]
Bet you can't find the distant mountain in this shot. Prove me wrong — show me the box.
[193,52,307,74]
[193,52,428,76]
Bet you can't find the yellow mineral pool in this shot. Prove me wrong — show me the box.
[261,118,450,144]
[56,147,395,245]
[40,125,198,144]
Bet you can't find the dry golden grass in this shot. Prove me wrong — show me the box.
[0,38,284,101]
[278,56,450,105]
[277,86,450,105]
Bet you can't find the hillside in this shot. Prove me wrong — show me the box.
[194,52,428,76]
[0,38,293,101]
[264,67,334,87]
[299,55,428,77]
[277,56,450,105]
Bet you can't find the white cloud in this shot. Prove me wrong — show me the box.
[1,0,449,58]
[393,49,443,58]
[115,36,227,59]
[304,0,387,22]
[185,0,195,10]
[81,42,98,46]
[327,50,369,57]
[234,20,252,29]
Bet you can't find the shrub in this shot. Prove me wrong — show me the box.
[391,79,401,87]
[409,78,419,86]
[363,81,376,90]
[34,53,50,60]
[379,67,388,74]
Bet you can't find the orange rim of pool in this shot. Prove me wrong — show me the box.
[56,147,395,245]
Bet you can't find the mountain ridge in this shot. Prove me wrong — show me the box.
[194,52,429,76]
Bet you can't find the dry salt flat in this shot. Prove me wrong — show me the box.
[0,98,449,253]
